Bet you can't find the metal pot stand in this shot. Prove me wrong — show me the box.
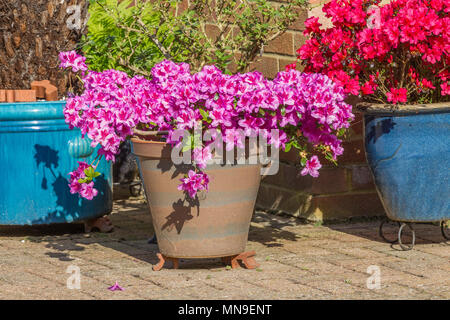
[152,251,260,271]
[379,218,450,251]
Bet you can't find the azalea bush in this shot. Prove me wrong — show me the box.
[59,51,353,200]
[296,0,449,104]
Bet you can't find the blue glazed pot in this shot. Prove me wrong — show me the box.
[0,101,112,225]
[361,103,450,222]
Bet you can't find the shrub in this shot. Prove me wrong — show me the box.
[296,0,449,104]
[82,0,309,76]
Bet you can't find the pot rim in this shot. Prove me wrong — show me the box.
[356,102,450,116]
[130,137,167,145]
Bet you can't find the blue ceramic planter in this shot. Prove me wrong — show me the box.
[362,104,450,222]
[0,101,112,225]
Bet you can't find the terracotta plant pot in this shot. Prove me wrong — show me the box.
[131,138,261,262]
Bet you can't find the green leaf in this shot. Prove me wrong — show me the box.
[199,109,209,122]
[182,144,192,152]
[84,166,95,178]
[300,157,307,166]
[182,135,194,152]
[337,128,347,137]
[284,141,293,153]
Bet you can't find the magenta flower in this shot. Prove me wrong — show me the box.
[301,156,322,178]
[178,170,209,199]
[193,147,212,170]
[68,162,99,199]
[59,51,88,73]
[108,281,124,291]
[79,182,98,200]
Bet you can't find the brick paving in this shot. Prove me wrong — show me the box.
[0,197,448,300]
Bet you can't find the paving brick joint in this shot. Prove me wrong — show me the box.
[0,197,448,300]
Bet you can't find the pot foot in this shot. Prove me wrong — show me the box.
[84,216,113,233]
[224,251,259,269]
[152,253,179,271]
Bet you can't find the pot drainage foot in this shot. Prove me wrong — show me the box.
[84,216,114,233]
[152,251,259,271]
[223,251,259,269]
[152,253,179,271]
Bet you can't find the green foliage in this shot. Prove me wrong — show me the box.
[82,0,181,75]
[82,0,309,76]
[78,166,101,184]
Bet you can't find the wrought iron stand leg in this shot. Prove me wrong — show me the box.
[379,218,400,244]
[398,223,415,251]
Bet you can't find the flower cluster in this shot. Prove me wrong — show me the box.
[297,0,450,104]
[59,51,88,73]
[60,52,353,199]
[68,161,99,200]
[178,170,210,198]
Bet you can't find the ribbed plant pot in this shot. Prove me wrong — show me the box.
[131,138,261,268]
[0,101,113,226]
[357,102,450,223]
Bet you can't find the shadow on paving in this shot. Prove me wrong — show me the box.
[0,199,303,269]
[0,223,84,237]
[1,199,447,268]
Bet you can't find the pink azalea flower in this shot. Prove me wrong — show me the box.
[59,51,88,73]
[178,170,210,199]
[301,156,322,178]
[108,281,124,291]
[80,182,98,200]
[193,147,213,169]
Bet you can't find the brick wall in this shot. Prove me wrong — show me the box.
[257,111,385,221]
[251,0,385,221]
[247,2,307,78]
